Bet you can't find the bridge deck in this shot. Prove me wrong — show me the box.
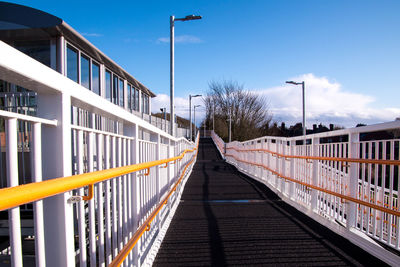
[153,138,386,266]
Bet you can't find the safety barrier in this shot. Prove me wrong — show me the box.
[0,40,197,267]
[211,121,400,265]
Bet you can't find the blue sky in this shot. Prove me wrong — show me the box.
[9,0,400,127]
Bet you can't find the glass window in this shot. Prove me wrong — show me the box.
[141,93,144,113]
[119,79,124,107]
[14,40,51,67]
[92,63,100,95]
[113,75,118,104]
[127,84,131,110]
[80,55,90,89]
[135,89,139,111]
[66,45,78,82]
[105,70,112,101]
[132,87,136,110]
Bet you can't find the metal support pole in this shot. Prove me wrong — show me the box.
[170,16,175,137]
[189,95,192,141]
[229,110,232,143]
[212,104,215,131]
[302,81,306,136]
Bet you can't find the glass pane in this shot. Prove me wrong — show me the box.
[80,55,90,89]
[92,63,100,95]
[14,40,51,67]
[119,79,124,107]
[127,84,131,109]
[131,86,135,111]
[136,89,139,111]
[66,45,78,82]
[113,75,118,104]
[105,71,111,101]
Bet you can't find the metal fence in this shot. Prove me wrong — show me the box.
[212,123,400,265]
[0,40,197,267]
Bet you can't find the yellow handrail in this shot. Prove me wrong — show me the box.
[226,147,400,166]
[225,153,400,217]
[0,147,197,211]
[109,141,199,267]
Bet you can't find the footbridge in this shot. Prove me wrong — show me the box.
[0,40,400,266]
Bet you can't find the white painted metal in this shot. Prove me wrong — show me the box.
[0,40,195,266]
[214,122,400,266]
[6,118,23,267]
[32,122,46,267]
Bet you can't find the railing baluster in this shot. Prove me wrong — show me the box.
[96,133,105,267]
[6,118,23,267]
[77,129,87,266]
[111,136,118,258]
[104,135,112,264]
[88,130,96,267]
[32,122,46,267]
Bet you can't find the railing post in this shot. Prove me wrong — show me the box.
[266,139,271,184]
[280,140,286,195]
[289,140,296,201]
[32,122,46,267]
[347,132,359,229]
[37,92,75,267]
[311,136,320,212]
[6,118,23,267]
[130,124,140,266]
[155,133,161,230]
[260,139,265,180]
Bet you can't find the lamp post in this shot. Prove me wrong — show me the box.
[286,81,306,136]
[194,104,201,137]
[160,107,166,131]
[189,94,202,141]
[170,14,202,137]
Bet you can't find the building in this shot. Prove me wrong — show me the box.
[0,1,154,119]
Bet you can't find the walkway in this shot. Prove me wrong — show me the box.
[153,138,386,266]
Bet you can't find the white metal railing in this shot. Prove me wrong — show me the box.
[212,123,400,266]
[0,40,197,267]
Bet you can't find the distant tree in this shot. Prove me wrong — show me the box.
[203,80,272,142]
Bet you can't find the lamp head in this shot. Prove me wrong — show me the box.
[184,15,202,21]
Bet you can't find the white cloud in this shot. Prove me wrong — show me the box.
[151,94,206,125]
[81,33,103,37]
[157,35,203,44]
[255,73,400,127]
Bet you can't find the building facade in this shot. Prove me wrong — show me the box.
[0,1,153,118]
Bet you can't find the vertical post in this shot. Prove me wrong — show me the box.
[289,140,296,201]
[6,118,23,267]
[228,110,232,143]
[281,140,286,194]
[189,95,192,141]
[212,103,215,131]
[88,129,96,267]
[302,81,306,137]
[311,136,319,212]
[131,124,140,266]
[32,122,46,267]
[347,133,359,229]
[170,15,175,137]
[38,92,74,267]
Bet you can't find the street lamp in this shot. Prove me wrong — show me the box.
[189,94,202,141]
[170,14,202,137]
[194,104,201,137]
[286,81,306,136]
[160,107,166,131]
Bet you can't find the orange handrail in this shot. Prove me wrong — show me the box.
[225,153,400,217]
[109,142,199,267]
[226,147,400,166]
[0,147,197,211]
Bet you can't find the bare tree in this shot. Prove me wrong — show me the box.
[203,80,272,142]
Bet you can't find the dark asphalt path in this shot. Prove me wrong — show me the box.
[153,138,386,266]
